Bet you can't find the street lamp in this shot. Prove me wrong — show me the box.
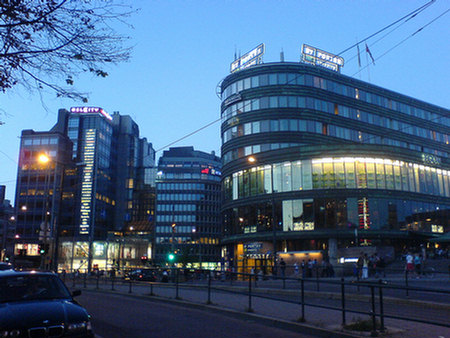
[192,227,202,268]
[38,153,52,270]
[248,156,277,276]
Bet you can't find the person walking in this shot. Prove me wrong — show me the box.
[414,253,422,278]
[362,254,369,279]
[279,258,286,278]
[405,252,414,276]
[294,262,299,276]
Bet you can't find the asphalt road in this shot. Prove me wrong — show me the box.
[78,290,315,338]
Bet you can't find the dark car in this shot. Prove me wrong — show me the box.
[127,268,156,282]
[0,270,94,337]
[0,262,13,271]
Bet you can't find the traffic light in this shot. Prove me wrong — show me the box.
[167,253,175,262]
[39,243,49,255]
[140,255,148,264]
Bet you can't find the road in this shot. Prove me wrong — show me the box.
[78,290,316,338]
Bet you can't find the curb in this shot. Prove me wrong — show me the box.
[84,288,363,338]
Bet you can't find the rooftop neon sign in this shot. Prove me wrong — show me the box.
[301,44,344,72]
[70,107,113,121]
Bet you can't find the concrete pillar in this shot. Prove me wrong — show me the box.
[328,238,338,265]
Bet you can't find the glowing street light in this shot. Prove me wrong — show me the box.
[38,153,50,164]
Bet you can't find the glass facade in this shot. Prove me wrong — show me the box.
[219,63,450,267]
[223,157,450,200]
[154,147,222,267]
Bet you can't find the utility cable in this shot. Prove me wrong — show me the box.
[352,8,450,77]
[336,0,436,56]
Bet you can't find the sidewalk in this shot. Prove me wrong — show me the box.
[80,277,450,338]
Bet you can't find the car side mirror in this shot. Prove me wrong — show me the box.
[72,290,82,297]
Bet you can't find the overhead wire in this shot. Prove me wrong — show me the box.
[154,1,441,154]
[352,7,450,77]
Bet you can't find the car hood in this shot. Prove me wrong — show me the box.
[0,299,89,329]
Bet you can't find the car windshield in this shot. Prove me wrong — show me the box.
[0,274,72,303]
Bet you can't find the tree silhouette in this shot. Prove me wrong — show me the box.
[0,0,133,102]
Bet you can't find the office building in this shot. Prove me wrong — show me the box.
[14,107,155,271]
[219,57,449,273]
[154,147,221,267]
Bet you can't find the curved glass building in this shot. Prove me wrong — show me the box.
[219,62,450,273]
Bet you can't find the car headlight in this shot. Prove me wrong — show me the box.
[67,322,88,331]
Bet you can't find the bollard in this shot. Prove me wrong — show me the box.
[370,286,378,337]
[341,278,346,326]
[378,280,385,333]
[248,273,252,312]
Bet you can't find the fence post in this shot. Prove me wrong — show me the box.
[316,267,320,291]
[405,270,409,297]
[300,278,305,322]
[175,268,180,299]
[341,278,346,326]
[207,272,212,304]
[248,273,253,312]
[370,285,378,337]
[378,280,385,333]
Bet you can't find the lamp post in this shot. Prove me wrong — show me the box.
[38,154,51,270]
[192,227,202,268]
[248,156,277,276]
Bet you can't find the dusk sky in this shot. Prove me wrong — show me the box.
[1,0,449,202]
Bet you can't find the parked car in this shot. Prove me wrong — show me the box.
[0,270,94,337]
[0,262,13,271]
[127,268,157,282]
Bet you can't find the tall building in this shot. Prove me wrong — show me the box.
[0,186,15,262]
[219,59,449,273]
[14,107,155,271]
[14,129,72,268]
[154,147,221,267]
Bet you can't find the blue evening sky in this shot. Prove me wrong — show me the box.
[1,0,449,202]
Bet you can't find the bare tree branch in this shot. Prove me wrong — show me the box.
[0,0,134,100]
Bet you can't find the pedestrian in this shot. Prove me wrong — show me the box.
[377,256,386,277]
[405,252,414,275]
[280,258,286,278]
[307,259,313,278]
[301,260,306,279]
[414,253,422,278]
[357,253,364,279]
[294,262,299,276]
[362,254,369,279]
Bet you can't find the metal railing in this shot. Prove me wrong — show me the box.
[61,267,450,336]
